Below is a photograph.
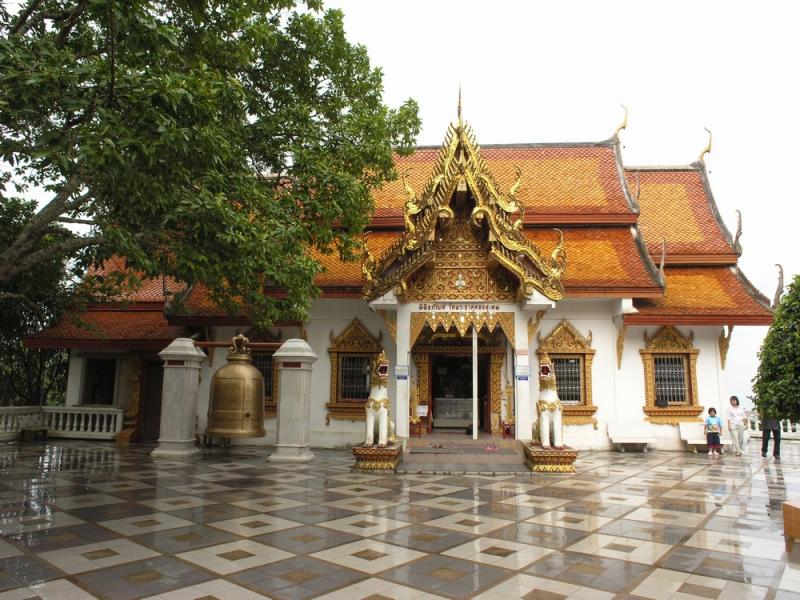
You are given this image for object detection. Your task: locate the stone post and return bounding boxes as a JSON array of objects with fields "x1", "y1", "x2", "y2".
[
  {"x1": 268, "y1": 338, "x2": 317, "y2": 463},
  {"x1": 151, "y1": 338, "x2": 206, "y2": 459}
]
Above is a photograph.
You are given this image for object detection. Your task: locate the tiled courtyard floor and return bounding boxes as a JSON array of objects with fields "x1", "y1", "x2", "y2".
[{"x1": 0, "y1": 440, "x2": 798, "y2": 600}]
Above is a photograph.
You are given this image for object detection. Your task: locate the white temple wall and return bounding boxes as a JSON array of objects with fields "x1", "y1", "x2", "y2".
[
  {"x1": 532, "y1": 300, "x2": 617, "y2": 450},
  {"x1": 184, "y1": 300, "x2": 731, "y2": 451}
]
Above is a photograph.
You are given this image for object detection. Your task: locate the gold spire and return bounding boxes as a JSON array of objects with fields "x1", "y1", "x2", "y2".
[
  {"x1": 698, "y1": 126, "x2": 712, "y2": 163},
  {"x1": 614, "y1": 104, "x2": 628, "y2": 138},
  {"x1": 457, "y1": 85, "x2": 462, "y2": 124}
]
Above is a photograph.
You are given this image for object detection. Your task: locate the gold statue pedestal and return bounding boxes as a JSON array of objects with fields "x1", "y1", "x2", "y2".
[
  {"x1": 352, "y1": 442, "x2": 403, "y2": 472},
  {"x1": 523, "y1": 443, "x2": 578, "y2": 473}
]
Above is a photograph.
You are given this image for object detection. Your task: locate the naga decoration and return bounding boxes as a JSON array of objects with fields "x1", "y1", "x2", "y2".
[{"x1": 362, "y1": 107, "x2": 566, "y2": 302}]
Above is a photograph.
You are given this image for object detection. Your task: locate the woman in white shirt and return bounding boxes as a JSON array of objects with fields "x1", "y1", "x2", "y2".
[{"x1": 727, "y1": 396, "x2": 748, "y2": 456}]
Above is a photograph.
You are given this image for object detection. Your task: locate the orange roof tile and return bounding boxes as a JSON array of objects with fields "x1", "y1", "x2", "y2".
[
  {"x1": 87, "y1": 257, "x2": 183, "y2": 304},
  {"x1": 310, "y1": 232, "x2": 399, "y2": 288},
  {"x1": 26, "y1": 309, "x2": 186, "y2": 349},
  {"x1": 523, "y1": 227, "x2": 661, "y2": 295},
  {"x1": 625, "y1": 168, "x2": 737, "y2": 261},
  {"x1": 627, "y1": 266, "x2": 772, "y2": 325},
  {"x1": 373, "y1": 143, "x2": 636, "y2": 220}
]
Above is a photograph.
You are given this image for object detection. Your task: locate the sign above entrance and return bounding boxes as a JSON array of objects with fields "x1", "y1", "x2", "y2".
[{"x1": 417, "y1": 302, "x2": 501, "y2": 314}]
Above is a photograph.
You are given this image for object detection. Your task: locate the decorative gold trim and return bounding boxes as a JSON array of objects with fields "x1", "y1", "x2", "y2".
[
  {"x1": 362, "y1": 114, "x2": 566, "y2": 302},
  {"x1": 640, "y1": 326, "x2": 703, "y2": 423},
  {"x1": 616, "y1": 323, "x2": 627, "y2": 369},
  {"x1": 490, "y1": 354, "x2": 504, "y2": 434},
  {"x1": 377, "y1": 310, "x2": 397, "y2": 343},
  {"x1": 537, "y1": 319, "x2": 596, "y2": 421},
  {"x1": 326, "y1": 318, "x2": 382, "y2": 425},
  {"x1": 527, "y1": 310, "x2": 546, "y2": 343},
  {"x1": 410, "y1": 311, "x2": 514, "y2": 348},
  {"x1": 718, "y1": 325, "x2": 734, "y2": 370}
]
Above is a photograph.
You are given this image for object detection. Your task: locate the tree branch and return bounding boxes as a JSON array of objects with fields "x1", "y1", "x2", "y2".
[
  {"x1": 8, "y1": 0, "x2": 44, "y2": 35},
  {"x1": 0, "y1": 233, "x2": 99, "y2": 285},
  {"x1": 56, "y1": 0, "x2": 90, "y2": 47},
  {"x1": 0, "y1": 178, "x2": 89, "y2": 275},
  {"x1": 57, "y1": 217, "x2": 95, "y2": 225}
]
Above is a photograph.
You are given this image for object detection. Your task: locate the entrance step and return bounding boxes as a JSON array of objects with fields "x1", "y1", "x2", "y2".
[{"x1": 398, "y1": 437, "x2": 529, "y2": 475}]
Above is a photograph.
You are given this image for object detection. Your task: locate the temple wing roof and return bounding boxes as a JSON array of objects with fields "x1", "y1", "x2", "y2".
[
  {"x1": 625, "y1": 166, "x2": 739, "y2": 263},
  {"x1": 625, "y1": 266, "x2": 773, "y2": 325},
  {"x1": 524, "y1": 227, "x2": 662, "y2": 296},
  {"x1": 25, "y1": 309, "x2": 186, "y2": 349}
]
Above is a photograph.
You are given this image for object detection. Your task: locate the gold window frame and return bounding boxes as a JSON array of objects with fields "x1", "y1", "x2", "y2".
[
  {"x1": 639, "y1": 326, "x2": 703, "y2": 424},
  {"x1": 537, "y1": 319, "x2": 597, "y2": 428},
  {"x1": 326, "y1": 318, "x2": 383, "y2": 425}
]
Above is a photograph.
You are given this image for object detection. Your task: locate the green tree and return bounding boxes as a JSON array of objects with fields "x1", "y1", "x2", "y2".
[
  {"x1": 752, "y1": 274, "x2": 800, "y2": 422},
  {"x1": 0, "y1": 197, "x2": 69, "y2": 406},
  {"x1": 0, "y1": 0, "x2": 419, "y2": 324}
]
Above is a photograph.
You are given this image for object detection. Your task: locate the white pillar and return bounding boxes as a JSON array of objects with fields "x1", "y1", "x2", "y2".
[
  {"x1": 268, "y1": 339, "x2": 317, "y2": 463},
  {"x1": 152, "y1": 338, "x2": 206, "y2": 459},
  {"x1": 394, "y1": 302, "x2": 412, "y2": 438},
  {"x1": 472, "y1": 324, "x2": 478, "y2": 440}
]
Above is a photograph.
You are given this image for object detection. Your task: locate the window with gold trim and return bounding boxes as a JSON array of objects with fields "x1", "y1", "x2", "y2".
[
  {"x1": 327, "y1": 318, "x2": 383, "y2": 425},
  {"x1": 640, "y1": 326, "x2": 703, "y2": 423},
  {"x1": 536, "y1": 319, "x2": 596, "y2": 427}
]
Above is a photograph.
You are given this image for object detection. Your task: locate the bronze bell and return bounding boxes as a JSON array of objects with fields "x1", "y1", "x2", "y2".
[{"x1": 206, "y1": 334, "x2": 266, "y2": 439}]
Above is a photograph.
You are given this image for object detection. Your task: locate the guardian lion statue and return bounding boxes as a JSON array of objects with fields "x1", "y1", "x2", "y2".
[
  {"x1": 536, "y1": 352, "x2": 563, "y2": 448},
  {"x1": 364, "y1": 350, "x2": 397, "y2": 447}
]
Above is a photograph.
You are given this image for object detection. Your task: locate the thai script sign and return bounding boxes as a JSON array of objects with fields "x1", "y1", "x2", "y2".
[{"x1": 416, "y1": 302, "x2": 501, "y2": 313}]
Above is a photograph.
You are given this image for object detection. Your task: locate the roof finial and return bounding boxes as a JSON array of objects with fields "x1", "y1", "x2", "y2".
[
  {"x1": 457, "y1": 84, "x2": 462, "y2": 123},
  {"x1": 698, "y1": 126, "x2": 712, "y2": 163},
  {"x1": 614, "y1": 104, "x2": 628, "y2": 139},
  {"x1": 659, "y1": 238, "x2": 667, "y2": 285},
  {"x1": 733, "y1": 209, "x2": 743, "y2": 254},
  {"x1": 773, "y1": 264, "x2": 784, "y2": 308}
]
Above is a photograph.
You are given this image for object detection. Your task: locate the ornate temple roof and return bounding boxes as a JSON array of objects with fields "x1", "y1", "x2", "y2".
[
  {"x1": 27, "y1": 111, "x2": 773, "y2": 343},
  {"x1": 373, "y1": 142, "x2": 638, "y2": 225},
  {"x1": 625, "y1": 166, "x2": 739, "y2": 263}
]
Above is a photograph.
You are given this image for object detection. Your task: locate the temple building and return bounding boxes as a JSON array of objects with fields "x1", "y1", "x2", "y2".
[{"x1": 27, "y1": 110, "x2": 775, "y2": 451}]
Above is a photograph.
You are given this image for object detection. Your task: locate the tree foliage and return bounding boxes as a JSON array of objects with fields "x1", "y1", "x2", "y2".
[
  {"x1": 0, "y1": 198, "x2": 68, "y2": 406},
  {"x1": 0, "y1": 0, "x2": 420, "y2": 324},
  {"x1": 752, "y1": 274, "x2": 800, "y2": 422}
]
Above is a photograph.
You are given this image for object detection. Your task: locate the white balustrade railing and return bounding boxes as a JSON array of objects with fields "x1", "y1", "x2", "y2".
[
  {"x1": 0, "y1": 406, "x2": 123, "y2": 441},
  {"x1": 0, "y1": 407, "x2": 41, "y2": 440},
  {"x1": 747, "y1": 411, "x2": 800, "y2": 440}
]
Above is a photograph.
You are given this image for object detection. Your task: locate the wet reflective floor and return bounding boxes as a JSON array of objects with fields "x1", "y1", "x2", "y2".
[{"x1": 0, "y1": 441, "x2": 798, "y2": 599}]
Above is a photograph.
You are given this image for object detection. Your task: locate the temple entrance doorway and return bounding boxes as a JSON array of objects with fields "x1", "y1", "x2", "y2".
[
  {"x1": 430, "y1": 354, "x2": 489, "y2": 433},
  {"x1": 411, "y1": 323, "x2": 508, "y2": 438}
]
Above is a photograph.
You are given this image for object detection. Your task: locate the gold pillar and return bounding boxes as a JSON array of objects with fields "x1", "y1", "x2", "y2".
[{"x1": 490, "y1": 353, "x2": 503, "y2": 434}]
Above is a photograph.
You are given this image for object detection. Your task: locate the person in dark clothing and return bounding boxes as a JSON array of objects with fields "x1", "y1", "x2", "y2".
[{"x1": 761, "y1": 416, "x2": 781, "y2": 461}]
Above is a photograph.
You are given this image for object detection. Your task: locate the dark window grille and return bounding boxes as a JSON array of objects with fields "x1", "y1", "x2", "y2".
[
  {"x1": 553, "y1": 356, "x2": 582, "y2": 404},
  {"x1": 654, "y1": 355, "x2": 687, "y2": 406},
  {"x1": 251, "y1": 353, "x2": 273, "y2": 399},
  {"x1": 340, "y1": 354, "x2": 371, "y2": 401}
]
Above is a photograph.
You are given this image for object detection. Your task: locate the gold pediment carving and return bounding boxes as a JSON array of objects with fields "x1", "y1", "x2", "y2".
[
  {"x1": 538, "y1": 319, "x2": 593, "y2": 352},
  {"x1": 644, "y1": 326, "x2": 694, "y2": 351},
  {"x1": 362, "y1": 111, "x2": 566, "y2": 303},
  {"x1": 329, "y1": 318, "x2": 382, "y2": 354}
]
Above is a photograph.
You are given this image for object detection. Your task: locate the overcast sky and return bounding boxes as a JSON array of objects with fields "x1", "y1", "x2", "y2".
[{"x1": 327, "y1": 0, "x2": 799, "y2": 407}]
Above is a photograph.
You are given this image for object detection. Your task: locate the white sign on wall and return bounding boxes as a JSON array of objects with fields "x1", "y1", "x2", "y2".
[{"x1": 416, "y1": 302, "x2": 501, "y2": 313}]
